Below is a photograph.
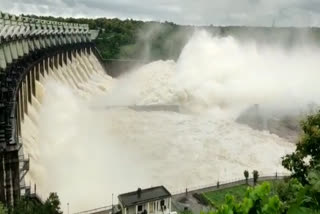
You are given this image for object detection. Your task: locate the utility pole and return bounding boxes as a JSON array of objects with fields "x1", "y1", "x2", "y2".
[
  {"x1": 67, "y1": 202, "x2": 69, "y2": 214},
  {"x1": 112, "y1": 193, "x2": 114, "y2": 214}
]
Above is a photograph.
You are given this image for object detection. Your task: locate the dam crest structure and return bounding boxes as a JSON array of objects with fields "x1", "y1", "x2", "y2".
[{"x1": 0, "y1": 11, "x2": 106, "y2": 207}]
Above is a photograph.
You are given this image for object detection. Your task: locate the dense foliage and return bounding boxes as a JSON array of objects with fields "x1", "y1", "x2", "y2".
[
  {"x1": 208, "y1": 182, "x2": 282, "y2": 214},
  {"x1": 282, "y1": 112, "x2": 320, "y2": 184},
  {"x1": 0, "y1": 193, "x2": 63, "y2": 214}
]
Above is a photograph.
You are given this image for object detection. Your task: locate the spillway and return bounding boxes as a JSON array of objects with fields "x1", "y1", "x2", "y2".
[{"x1": 21, "y1": 31, "x2": 319, "y2": 213}]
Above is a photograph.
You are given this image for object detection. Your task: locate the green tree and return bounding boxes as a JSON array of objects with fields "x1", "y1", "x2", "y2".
[
  {"x1": 0, "y1": 202, "x2": 7, "y2": 214},
  {"x1": 282, "y1": 111, "x2": 320, "y2": 184},
  {"x1": 244, "y1": 170, "x2": 249, "y2": 185},
  {"x1": 43, "y1": 193, "x2": 63, "y2": 214},
  {"x1": 275, "y1": 178, "x2": 304, "y2": 211},
  {"x1": 12, "y1": 192, "x2": 62, "y2": 214},
  {"x1": 13, "y1": 196, "x2": 39, "y2": 214},
  {"x1": 253, "y1": 170, "x2": 259, "y2": 186},
  {"x1": 273, "y1": 165, "x2": 320, "y2": 213},
  {"x1": 211, "y1": 182, "x2": 282, "y2": 214}
]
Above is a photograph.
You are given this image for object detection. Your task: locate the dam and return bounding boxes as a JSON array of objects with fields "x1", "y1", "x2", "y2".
[
  {"x1": 0, "y1": 11, "x2": 105, "y2": 206},
  {"x1": 0, "y1": 11, "x2": 302, "y2": 213}
]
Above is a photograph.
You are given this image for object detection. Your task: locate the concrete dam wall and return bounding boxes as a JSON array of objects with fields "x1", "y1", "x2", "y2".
[{"x1": 0, "y1": 11, "x2": 102, "y2": 206}]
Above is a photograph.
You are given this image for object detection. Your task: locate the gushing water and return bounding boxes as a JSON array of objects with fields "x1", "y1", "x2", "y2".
[{"x1": 21, "y1": 31, "x2": 320, "y2": 212}]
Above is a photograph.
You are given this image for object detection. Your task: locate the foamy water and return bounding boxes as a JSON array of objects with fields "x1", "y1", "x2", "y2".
[{"x1": 22, "y1": 31, "x2": 320, "y2": 212}]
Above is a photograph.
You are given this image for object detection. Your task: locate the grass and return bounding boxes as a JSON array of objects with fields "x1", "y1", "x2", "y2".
[
  {"x1": 203, "y1": 185, "x2": 248, "y2": 207},
  {"x1": 202, "y1": 180, "x2": 282, "y2": 208}
]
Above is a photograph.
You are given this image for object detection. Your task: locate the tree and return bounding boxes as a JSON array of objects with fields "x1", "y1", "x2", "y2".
[
  {"x1": 274, "y1": 178, "x2": 304, "y2": 211},
  {"x1": 282, "y1": 111, "x2": 320, "y2": 184},
  {"x1": 12, "y1": 196, "x2": 39, "y2": 214},
  {"x1": 273, "y1": 164, "x2": 320, "y2": 213},
  {"x1": 12, "y1": 192, "x2": 62, "y2": 214},
  {"x1": 285, "y1": 166, "x2": 320, "y2": 214},
  {"x1": 253, "y1": 170, "x2": 259, "y2": 186},
  {"x1": 244, "y1": 170, "x2": 249, "y2": 185},
  {"x1": 43, "y1": 193, "x2": 63, "y2": 214},
  {"x1": 0, "y1": 203, "x2": 7, "y2": 214},
  {"x1": 210, "y1": 182, "x2": 283, "y2": 214}
]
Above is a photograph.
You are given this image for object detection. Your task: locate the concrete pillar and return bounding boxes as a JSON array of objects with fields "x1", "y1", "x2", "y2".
[
  {"x1": 61, "y1": 35, "x2": 65, "y2": 46},
  {"x1": 40, "y1": 37, "x2": 46, "y2": 49},
  {"x1": 54, "y1": 54, "x2": 58, "y2": 69},
  {"x1": 7, "y1": 151, "x2": 20, "y2": 206},
  {"x1": 16, "y1": 99, "x2": 21, "y2": 137},
  {"x1": 27, "y1": 72, "x2": 32, "y2": 104},
  {"x1": 45, "y1": 36, "x2": 51, "y2": 47},
  {"x1": 147, "y1": 202, "x2": 150, "y2": 214},
  {"x1": 3, "y1": 150, "x2": 20, "y2": 206},
  {"x1": 28, "y1": 38, "x2": 35, "y2": 52},
  {"x1": 68, "y1": 50, "x2": 72, "y2": 62},
  {"x1": 9, "y1": 42, "x2": 18, "y2": 60},
  {"x1": 16, "y1": 40, "x2": 23, "y2": 58},
  {"x1": 22, "y1": 39, "x2": 29, "y2": 55},
  {"x1": 56, "y1": 35, "x2": 61, "y2": 46},
  {"x1": 12, "y1": 151, "x2": 20, "y2": 206},
  {"x1": 45, "y1": 57, "x2": 49, "y2": 74},
  {"x1": 49, "y1": 56, "x2": 53, "y2": 70},
  {"x1": 59, "y1": 53, "x2": 63, "y2": 67},
  {"x1": 22, "y1": 80, "x2": 28, "y2": 115},
  {"x1": 4, "y1": 43, "x2": 12, "y2": 65},
  {"x1": 34, "y1": 38, "x2": 40, "y2": 50},
  {"x1": 66, "y1": 35, "x2": 71, "y2": 44},
  {"x1": 19, "y1": 88, "x2": 24, "y2": 122},
  {"x1": 50, "y1": 35, "x2": 55, "y2": 46},
  {"x1": 40, "y1": 59, "x2": 44, "y2": 77},
  {"x1": 35, "y1": 63, "x2": 40, "y2": 81},
  {"x1": 4, "y1": 155, "x2": 13, "y2": 206},
  {"x1": 71, "y1": 50, "x2": 77, "y2": 58},
  {"x1": 0, "y1": 45, "x2": 7, "y2": 71},
  {"x1": 31, "y1": 67, "x2": 36, "y2": 96},
  {"x1": 0, "y1": 154, "x2": 6, "y2": 203},
  {"x1": 63, "y1": 51, "x2": 67, "y2": 65}
]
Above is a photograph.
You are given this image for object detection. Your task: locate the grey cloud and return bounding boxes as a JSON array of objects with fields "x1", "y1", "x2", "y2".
[{"x1": 0, "y1": 0, "x2": 320, "y2": 26}]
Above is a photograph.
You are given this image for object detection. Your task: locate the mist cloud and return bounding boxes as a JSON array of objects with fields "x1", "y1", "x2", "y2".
[{"x1": 1, "y1": 0, "x2": 320, "y2": 26}]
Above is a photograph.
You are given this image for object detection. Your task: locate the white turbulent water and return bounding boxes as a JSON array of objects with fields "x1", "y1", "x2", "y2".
[{"x1": 23, "y1": 30, "x2": 320, "y2": 212}]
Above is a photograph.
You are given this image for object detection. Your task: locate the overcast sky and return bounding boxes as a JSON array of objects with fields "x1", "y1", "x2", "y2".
[{"x1": 1, "y1": 0, "x2": 320, "y2": 26}]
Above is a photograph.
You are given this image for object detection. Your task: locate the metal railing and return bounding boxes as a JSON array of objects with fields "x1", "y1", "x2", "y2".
[
  {"x1": 171, "y1": 172, "x2": 290, "y2": 195},
  {"x1": 73, "y1": 205, "x2": 113, "y2": 214}
]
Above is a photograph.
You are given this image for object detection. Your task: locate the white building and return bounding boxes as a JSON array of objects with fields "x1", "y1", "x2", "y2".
[{"x1": 118, "y1": 186, "x2": 172, "y2": 214}]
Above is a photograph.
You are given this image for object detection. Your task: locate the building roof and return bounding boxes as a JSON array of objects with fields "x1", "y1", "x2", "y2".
[{"x1": 118, "y1": 186, "x2": 171, "y2": 208}]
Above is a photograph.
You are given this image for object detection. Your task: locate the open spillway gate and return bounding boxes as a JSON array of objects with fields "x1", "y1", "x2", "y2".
[{"x1": 0, "y1": 11, "x2": 103, "y2": 207}]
